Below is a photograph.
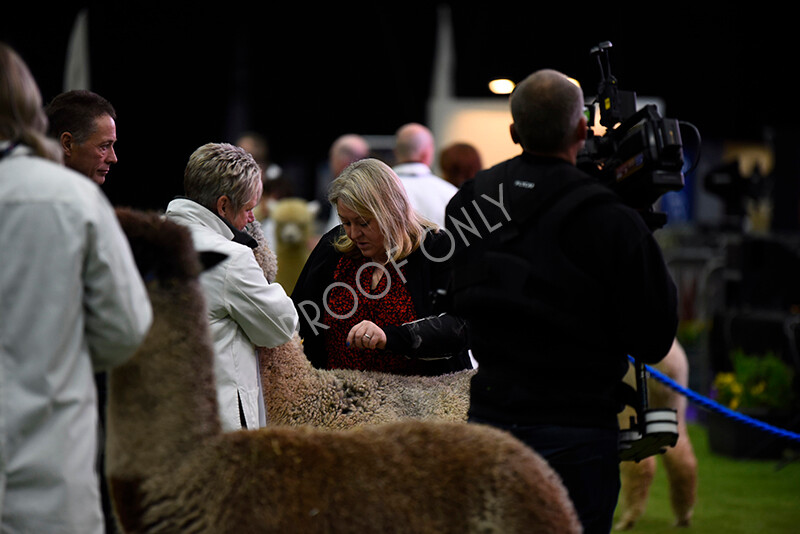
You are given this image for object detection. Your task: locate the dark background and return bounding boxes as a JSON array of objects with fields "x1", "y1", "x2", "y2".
[{"x1": 2, "y1": 3, "x2": 796, "y2": 225}]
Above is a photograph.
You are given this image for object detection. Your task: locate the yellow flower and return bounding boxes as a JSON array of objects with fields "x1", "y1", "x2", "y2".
[
  {"x1": 714, "y1": 372, "x2": 736, "y2": 387},
  {"x1": 713, "y1": 372, "x2": 743, "y2": 409}
]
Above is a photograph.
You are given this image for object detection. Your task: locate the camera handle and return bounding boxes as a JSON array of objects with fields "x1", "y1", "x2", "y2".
[
  {"x1": 589, "y1": 41, "x2": 637, "y2": 129},
  {"x1": 590, "y1": 41, "x2": 614, "y2": 82},
  {"x1": 618, "y1": 359, "x2": 679, "y2": 462}
]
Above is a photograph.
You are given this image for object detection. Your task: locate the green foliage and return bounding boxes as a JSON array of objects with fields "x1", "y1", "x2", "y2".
[{"x1": 713, "y1": 350, "x2": 795, "y2": 411}]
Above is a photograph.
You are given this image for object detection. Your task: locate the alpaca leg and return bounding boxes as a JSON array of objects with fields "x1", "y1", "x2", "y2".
[
  {"x1": 654, "y1": 376, "x2": 697, "y2": 527},
  {"x1": 614, "y1": 455, "x2": 656, "y2": 530},
  {"x1": 651, "y1": 339, "x2": 697, "y2": 527},
  {"x1": 662, "y1": 426, "x2": 697, "y2": 527}
]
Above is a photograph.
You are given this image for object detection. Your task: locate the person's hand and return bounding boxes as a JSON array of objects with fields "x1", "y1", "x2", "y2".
[{"x1": 347, "y1": 320, "x2": 386, "y2": 350}]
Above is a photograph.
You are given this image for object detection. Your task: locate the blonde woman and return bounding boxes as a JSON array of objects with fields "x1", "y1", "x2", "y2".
[{"x1": 292, "y1": 158, "x2": 471, "y2": 375}]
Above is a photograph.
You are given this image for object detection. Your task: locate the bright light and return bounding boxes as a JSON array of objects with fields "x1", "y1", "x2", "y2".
[{"x1": 488, "y1": 79, "x2": 515, "y2": 95}]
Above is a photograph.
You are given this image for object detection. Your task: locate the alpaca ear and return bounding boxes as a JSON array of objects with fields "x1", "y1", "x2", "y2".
[
  {"x1": 198, "y1": 251, "x2": 228, "y2": 272},
  {"x1": 306, "y1": 200, "x2": 321, "y2": 219}
]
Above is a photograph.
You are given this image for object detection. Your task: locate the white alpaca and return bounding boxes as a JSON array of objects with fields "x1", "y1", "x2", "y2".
[
  {"x1": 269, "y1": 197, "x2": 318, "y2": 295},
  {"x1": 105, "y1": 208, "x2": 581, "y2": 534}
]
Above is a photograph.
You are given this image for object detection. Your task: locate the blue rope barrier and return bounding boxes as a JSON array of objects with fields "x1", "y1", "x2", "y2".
[{"x1": 628, "y1": 356, "x2": 800, "y2": 444}]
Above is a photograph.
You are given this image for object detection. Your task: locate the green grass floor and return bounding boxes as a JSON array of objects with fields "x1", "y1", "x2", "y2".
[{"x1": 612, "y1": 422, "x2": 800, "y2": 533}]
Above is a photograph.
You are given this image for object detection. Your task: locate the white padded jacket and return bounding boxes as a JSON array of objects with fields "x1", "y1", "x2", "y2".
[{"x1": 165, "y1": 198, "x2": 298, "y2": 431}]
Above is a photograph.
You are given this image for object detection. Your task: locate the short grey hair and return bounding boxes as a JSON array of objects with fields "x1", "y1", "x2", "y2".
[
  {"x1": 184, "y1": 143, "x2": 262, "y2": 212},
  {"x1": 510, "y1": 69, "x2": 585, "y2": 154}
]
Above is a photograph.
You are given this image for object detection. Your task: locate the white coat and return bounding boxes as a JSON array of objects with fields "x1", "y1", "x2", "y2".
[
  {"x1": 165, "y1": 198, "x2": 298, "y2": 431},
  {"x1": 0, "y1": 143, "x2": 153, "y2": 533}
]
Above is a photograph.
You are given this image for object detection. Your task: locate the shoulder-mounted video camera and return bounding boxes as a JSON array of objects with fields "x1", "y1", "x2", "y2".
[{"x1": 577, "y1": 41, "x2": 700, "y2": 230}]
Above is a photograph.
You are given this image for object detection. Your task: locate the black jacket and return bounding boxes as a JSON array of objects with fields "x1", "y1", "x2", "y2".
[
  {"x1": 291, "y1": 226, "x2": 472, "y2": 374},
  {"x1": 446, "y1": 152, "x2": 678, "y2": 428}
]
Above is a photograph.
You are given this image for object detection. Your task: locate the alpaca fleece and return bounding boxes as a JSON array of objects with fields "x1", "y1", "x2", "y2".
[
  {"x1": 244, "y1": 220, "x2": 277, "y2": 284},
  {"x1": 105, "y1": 208, "x2": 581, "y2": 534},
  {"x1": 259, "y1": 335, "x2": 474, "y2": 428}
]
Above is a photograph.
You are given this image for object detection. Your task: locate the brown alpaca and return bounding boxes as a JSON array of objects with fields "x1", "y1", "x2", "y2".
[
  {"x1": 106, "y1": 208, "x2": 581, "y2": 534},
  {"x1": 245, "y1": 220, "x2": 277, "y2": 284},
  {"x1": 615, "y1": 339, "x2": 698, "y2": 530}
]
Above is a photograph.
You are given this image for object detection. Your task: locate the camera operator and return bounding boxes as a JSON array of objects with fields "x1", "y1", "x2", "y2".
[{"x1": 444, "y1": 69, "x2": 678, "y2": 534}]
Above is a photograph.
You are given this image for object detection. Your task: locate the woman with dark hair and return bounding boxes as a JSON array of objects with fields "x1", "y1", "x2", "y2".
[{"x1": 439, "y1": 142, "x2": 482, "y2": 188}]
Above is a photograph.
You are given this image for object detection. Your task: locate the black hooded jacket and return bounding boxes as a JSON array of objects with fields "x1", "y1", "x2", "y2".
[{"x1": 445, "y1": 152, "x2": 678, "y2": 429}]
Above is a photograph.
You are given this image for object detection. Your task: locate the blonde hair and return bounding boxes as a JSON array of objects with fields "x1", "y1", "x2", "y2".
[
  {"x1": 184, "y1": 143, "x2": 263, "y2": 212},
  {"x1": 0, "y1": 42, "x2": 62, "y2": 162},
  {"x1": 328, "y1": 158, "x2": 435, "y2": 263}
]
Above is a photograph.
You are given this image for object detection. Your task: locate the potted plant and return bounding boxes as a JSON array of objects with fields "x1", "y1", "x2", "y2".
[{"x1": 707, "y1": 349, "x2": 797, "y2": 458}]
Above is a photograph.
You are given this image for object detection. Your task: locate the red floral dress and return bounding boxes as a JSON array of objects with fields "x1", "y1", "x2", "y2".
[{"x1": 323, "y1": 254, "x2": 426, "y2": 375}]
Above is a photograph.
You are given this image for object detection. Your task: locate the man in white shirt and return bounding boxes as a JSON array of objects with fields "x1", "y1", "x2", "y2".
[{"x1": 392, "y1": 123, "x2": 458, "y2": 228}]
